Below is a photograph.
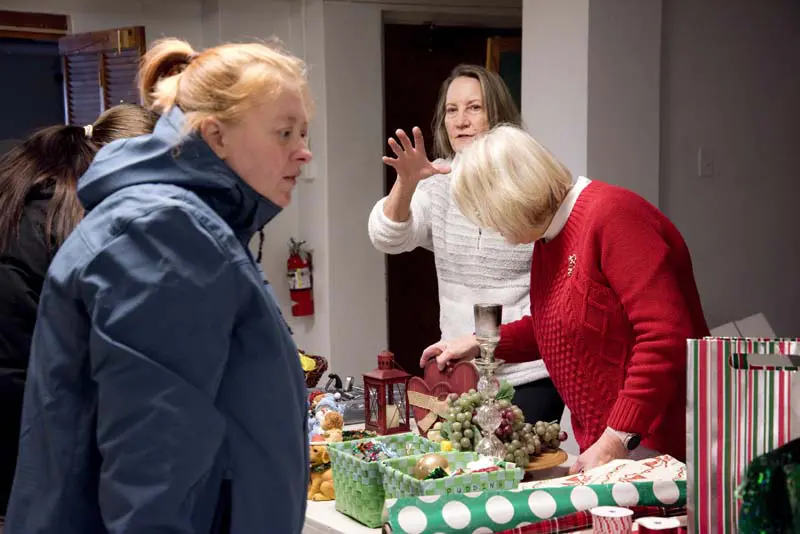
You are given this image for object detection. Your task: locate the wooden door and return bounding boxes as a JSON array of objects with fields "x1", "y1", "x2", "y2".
[{"x1": 382, "y1": 24, "x2": 521, "y2": 376}]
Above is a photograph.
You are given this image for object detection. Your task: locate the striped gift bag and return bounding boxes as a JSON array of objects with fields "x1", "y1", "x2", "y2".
[{"x1": 687, "y1": 337, "x2": 799, "y2": 533}]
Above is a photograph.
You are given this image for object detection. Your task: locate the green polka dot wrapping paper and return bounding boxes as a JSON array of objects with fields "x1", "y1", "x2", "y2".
[
  {"x1": 327, "y1": 432, "x2": 438, "y2": 528},
  {"x1": 384, "y1": 479, "x2": 686, "y2": 534},
  {"x1": 379, "y1": 451, "x2": 525, "y2": 500}
]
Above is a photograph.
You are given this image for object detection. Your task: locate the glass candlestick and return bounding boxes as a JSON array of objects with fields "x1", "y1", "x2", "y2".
[{"x1": 473, "y1": 303, "x2": 507, "y2": 458}]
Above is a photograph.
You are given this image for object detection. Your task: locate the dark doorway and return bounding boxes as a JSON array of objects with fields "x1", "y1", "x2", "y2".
[
  {"x1": 0, "y1": 38, "x2": 64, "y2": 156},
  {"x1": 382, "y1": 23, "x2": 521, "y2": 376}
]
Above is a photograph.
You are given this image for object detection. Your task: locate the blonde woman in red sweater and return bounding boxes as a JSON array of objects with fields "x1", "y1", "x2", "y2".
[{"x1": 421, "y1": 124, "x2": 709, "y2": 473}]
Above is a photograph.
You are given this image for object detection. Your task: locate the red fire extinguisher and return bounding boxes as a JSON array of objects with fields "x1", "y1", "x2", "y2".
[{"x1": 288, "y1": 238, "x2": 314, "y2": 317}]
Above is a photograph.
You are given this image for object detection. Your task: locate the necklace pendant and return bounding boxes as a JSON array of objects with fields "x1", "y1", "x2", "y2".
[{"x1": 567, "y1": 254, "x2": 577, "y2": 277}]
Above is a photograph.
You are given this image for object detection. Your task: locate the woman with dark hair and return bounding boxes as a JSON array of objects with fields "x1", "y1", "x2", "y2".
[
  {"x1": 368, "y1": 64, "x2": 565, "y2": 425},
  {"x1": 0, "y1": 103, "x2": 156, "y2": 516}
]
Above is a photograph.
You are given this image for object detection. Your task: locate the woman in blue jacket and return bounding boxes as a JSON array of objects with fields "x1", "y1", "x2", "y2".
[{"x1": 5, "y1": 38, "x2": 313, "y2": 534}]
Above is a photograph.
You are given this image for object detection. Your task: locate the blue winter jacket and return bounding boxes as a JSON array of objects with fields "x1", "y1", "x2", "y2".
[{"x1": 4, "y1": 107, "x2": 309, "y2": 534}]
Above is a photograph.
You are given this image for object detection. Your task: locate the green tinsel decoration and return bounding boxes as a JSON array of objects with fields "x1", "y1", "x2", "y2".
[
  {"x1": 423, "y1": 467, "x2": 449, "y2": 480},
  {"x1": 738, "y1": 438, "x2": 800, "y2": 532}
]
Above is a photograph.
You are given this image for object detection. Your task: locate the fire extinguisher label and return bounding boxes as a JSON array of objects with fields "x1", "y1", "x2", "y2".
[{"x1": 289, "y1": 268, "x2": 311, "y2": 290}]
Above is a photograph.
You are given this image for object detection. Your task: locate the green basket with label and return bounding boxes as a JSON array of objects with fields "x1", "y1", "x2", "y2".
[
  {"x1": 327, "y1": 432, "x2": 437, "y2": 528},
  {"x1": 378, "y1": 451, "x2": 524, "y2": 500}
]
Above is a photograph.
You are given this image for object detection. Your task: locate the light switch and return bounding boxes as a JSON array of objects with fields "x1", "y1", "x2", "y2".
[{"x1": 697, "y1": 147, "x2": 714, "y2": 178}]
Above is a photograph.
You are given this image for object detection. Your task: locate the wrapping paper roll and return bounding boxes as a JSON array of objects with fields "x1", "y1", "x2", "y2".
[
  {"x1": 591, "y1": 506, "x2": 633, "y2": 533},
  {"x1": 636, "y1": 516, "x2": 681, "y2": 533}
]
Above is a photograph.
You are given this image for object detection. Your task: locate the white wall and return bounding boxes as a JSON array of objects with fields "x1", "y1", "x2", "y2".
[
  {"x1": 660, "y1": 0, "x2": 800, "y2": 336},
  {"x1": 320, "y1": 2, "x2": 387, "y2": 379},
  {"x1": 521, "y1": 0, "x2": 589, "y2": 179},
  {"x1": 587, "y1": 0, "x2": 661, "y2": 207},
  {"x1": 521, "y1": 0, "x2": 661, "y2": 206},
  {"x1": 201, "y1": 0, "x2": 309, "y2": 353},
  {"x1": 0, "y1": 0, "x2": 204, "y2": 46},
  {"x1": 522, "y1": 0, "x2": 799, "y2": 336}
]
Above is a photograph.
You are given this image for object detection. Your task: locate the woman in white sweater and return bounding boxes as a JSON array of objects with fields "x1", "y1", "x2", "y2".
[{"x1": 368, "y1": 64, "x2": 564, "y2": 424}]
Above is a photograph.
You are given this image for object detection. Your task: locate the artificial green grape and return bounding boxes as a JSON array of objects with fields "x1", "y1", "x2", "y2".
[
  {"x1": 464, "y1": 429, "x2": 474, "y2": 439},
  {"x1": 451, "y1": 422, "x2": 462, "y2": 433},
  {"x1": 453, "y1": 442, "x2": 462, "y2": 451},
  {"x1": 451, "y1": 431, "x2": 462, "y2": 442},
  {"x1": 460, "y1": 438, "x2": 471, "y2": 449},
  {"x1": 462, "y1": 421, "x2": 471, "y2": 430}
]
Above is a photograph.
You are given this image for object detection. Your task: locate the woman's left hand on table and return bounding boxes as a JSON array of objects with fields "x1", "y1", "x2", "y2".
[{"x1": 568, "y1": 430, "x2": 627, "y2": 474}]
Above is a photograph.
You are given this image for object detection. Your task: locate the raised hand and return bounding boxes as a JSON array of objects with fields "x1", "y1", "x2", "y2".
[{"x1": 383, "y1": 127, "x2": 451, "y2": 186}]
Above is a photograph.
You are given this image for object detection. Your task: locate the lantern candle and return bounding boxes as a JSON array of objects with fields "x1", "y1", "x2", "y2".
[{"x1": 363, "y1": 351, "x2": 411, "y2": 435}]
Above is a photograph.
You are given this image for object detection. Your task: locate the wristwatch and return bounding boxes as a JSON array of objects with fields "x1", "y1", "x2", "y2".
[{"x1": 606, "y1": 427, "x2": 641, "y2": 451}]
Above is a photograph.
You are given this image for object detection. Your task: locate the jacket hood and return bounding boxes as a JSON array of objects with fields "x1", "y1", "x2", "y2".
[{"x1": 78, "y1": 106, "x2": 281, "y2": 240}]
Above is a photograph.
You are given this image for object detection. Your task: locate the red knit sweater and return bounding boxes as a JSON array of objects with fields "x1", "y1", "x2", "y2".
[{"x1": 495, "y1": 181, "x2": 708, "y2": 460}]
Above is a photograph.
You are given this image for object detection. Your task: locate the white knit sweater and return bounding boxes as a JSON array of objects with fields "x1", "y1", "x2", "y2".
[{"x1": 367, "y1": 169, "x2": 549, "y2": 386}]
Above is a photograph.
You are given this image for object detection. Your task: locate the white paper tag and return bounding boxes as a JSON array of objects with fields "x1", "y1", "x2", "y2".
[{"x1": 288, "y1": 268, "x2": 311, "y2": 290}]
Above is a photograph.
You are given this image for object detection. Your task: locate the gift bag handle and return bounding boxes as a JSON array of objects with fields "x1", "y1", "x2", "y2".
[{"x1": 724, "y1": 339, "x2": 800, "y2": 370}]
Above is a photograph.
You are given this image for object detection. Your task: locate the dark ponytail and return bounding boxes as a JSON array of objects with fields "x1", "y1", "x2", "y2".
[{"x1": 0, "y1": 103, "x2": 157, "y2": 254}]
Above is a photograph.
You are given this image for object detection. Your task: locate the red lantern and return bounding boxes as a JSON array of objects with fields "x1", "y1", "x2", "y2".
[{"x1": 363, "y1": 351, "x2": 411, "y2": 435}]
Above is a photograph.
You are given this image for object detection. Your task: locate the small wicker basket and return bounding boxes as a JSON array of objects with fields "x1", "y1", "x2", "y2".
[{"x1": 302, "y1": 352, "x2": 328, "y2": 388}]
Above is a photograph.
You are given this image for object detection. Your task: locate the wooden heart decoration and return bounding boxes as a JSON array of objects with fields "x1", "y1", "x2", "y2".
[
  {"x1": 407, "y1": 378, "x2": 450, "y2": 437},
  {"x1": 408, "y1": 361, "x2": 480, "y2": 436},
  {"x1": 423, "y1": 360, "x2": 479, "y2": 393}
]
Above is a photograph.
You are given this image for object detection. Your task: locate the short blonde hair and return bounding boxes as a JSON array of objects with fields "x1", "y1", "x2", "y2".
[
  {"x1": 138, "y1": 38, "x2": 311, "y2": 130},
  {"x1": 452, "y1": 125, "x2": 572, "y2": 237}
]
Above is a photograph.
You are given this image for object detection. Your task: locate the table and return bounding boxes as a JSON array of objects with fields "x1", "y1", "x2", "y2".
[
  {"x1": 303, "y1": 450, "x2": 577, "y2": 534},
  {"x1": 302, "y1": 424, "x2": 688, "y2": 533}
]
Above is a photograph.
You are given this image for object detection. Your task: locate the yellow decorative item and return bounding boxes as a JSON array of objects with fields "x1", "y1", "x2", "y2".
[
  {"x1": 412, "y1": 453, "x2": 450, "y2": 480},
  {"x1": 321, "y1": 411, "x2": 344, "y2": 443},
  {"x1": 299, "y1": 351, "x2": 317, "y2": 372},
  {"x1": 440, "y1": 440, "x2": 453, "y2": 452},
  {"x1": 308, "y1": 445, "x2": 335, "y2": 501}
]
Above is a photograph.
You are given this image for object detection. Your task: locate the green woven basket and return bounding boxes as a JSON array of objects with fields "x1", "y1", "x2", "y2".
[
  {"x1": 328, "y1": 432, "x2": 437, "y2": 527},
  {"x1": 379, "y1": 451, "x2": 524, "y2": 499}
]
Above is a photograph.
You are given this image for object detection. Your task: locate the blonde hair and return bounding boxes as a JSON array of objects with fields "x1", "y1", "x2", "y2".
[
  {"x1": 432, "y1": 64, "x2": 522, "y2": 160},
  {"x1": 452, "y1": 125, "x2": 572, "y2": 238},
  {"x1": 138, "y1": 37, "x2": 311, "y2": 130}
]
